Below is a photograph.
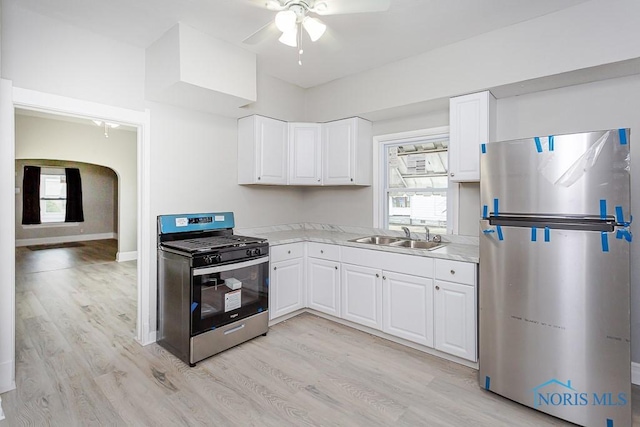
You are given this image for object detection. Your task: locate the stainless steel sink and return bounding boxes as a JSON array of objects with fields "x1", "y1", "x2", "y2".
[
  {"x1": 389, "y1": 240, "x2": 446, "y2": 250},
  {"x1": 350, "y1": 235, "x2": 404, "y2": 245},
  {"x1": 348, "y1": 235, "x2": 446, "y2": 251}
]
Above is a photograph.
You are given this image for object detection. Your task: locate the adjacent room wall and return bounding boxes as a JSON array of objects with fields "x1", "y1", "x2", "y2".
[
  {"x1": 14, "y1": 114, "x2": 137, "y2": 255},
  {"x1": 15, "y1": 159, "x2": 117, "y2": 245}
]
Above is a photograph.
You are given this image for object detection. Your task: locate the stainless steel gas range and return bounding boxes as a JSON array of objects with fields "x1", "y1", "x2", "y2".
[{"x1": 157, "y1": 212, "x2": 269, "y2": 366}]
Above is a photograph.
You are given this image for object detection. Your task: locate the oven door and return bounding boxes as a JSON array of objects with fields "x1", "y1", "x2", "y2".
[{"x1": 192, "y1": 256, "x2": 269, "y2": 335}]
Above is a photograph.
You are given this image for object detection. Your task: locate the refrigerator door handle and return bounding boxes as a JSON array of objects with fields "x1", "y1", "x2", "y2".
[{"x1": 489, "y1": 215, "x2": 616, "y2": 232}]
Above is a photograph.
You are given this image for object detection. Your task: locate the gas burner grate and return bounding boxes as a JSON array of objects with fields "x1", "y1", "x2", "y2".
[{"x1": 162, "y1": 235, "x2": 266, "y2": 253}]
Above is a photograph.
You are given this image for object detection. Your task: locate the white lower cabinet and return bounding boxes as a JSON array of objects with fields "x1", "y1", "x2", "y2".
[
  {"x1": 434, "y1": 280, "x2": 476, "y2": 361},
  {"x1": 383, "y1": 271, "x2": 434, "y2": 347},
  {"x1": 341, "y1": 263, "x2": 382, "y2": 330},
  {"x1": 270, "y1": 244, "x2": 305, "y2": 320},
  {"x1": 307, "y1": 257, "x2": 340, "y2": 317}
]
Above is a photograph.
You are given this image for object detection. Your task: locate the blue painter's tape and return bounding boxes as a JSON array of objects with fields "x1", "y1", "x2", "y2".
[
  {"x1": 600, "y1": 200, "x2": 607, "y2": 220},
  {"x1": 548, "y1": 135, "x2": 555, "y2": 151},
  {"x1": 494, "y1": 198, "x2": 499, "y2": 216},
  {"x1": 496, "y1": 225, "x2": 504, "y2": 241},
  {"x1": 607, "y1": 417, "x2": 614, "y2": 427},
  {"x1": 191, "y1": 302, "x2": 198, "y2": 313},
  {"x1": 534, "y1": 137, "x2": 543, "y2": 153},
  {"x1": 258, "y1": 307, "x2": 263, "y2": 313},
  {"x1": 531, "y1": 227, "x2": 537, "y2": 242},
  {"x1": 619, "y1": 129, "x2": 628, "y2": 145},
  {"x1": 481, "y1": 143, "x2": 487, "y2": 154},
  {"x1": 615, "y1": 206, "x2": 625, "y2": 224},
  {"x1": 482, "y1": 229, "x2": 495, "y2": 234},
  {"x1": 601, "y1": 232, "x2": 610, "y2": 252},
  {"x1": 485, "y1": 376, "x2": 491, "y2": 390},
  {"x1": 544, "y1": 227, "x2": 550, "y2": 242},
  {"x1": 616, "y1": 229, "x2": 633, "y2": 242},
  {"x1": 482, "y1": 205, "x2": 488, "y2": 219}
]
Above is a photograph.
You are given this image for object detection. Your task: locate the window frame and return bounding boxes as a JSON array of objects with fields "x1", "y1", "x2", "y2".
[
  {"x1": 373, "y1": 126, "x2": 457, "y2": 235},
  {"x1": 39, "y1": 167, "x2": 67, "y2": 224}
]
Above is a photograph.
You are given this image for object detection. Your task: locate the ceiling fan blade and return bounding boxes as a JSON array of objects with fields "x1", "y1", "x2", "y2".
[
  {"x1": 242, "y1": 21, "x2": 280, "y2": 45},
  {"x1": 313, "y1": 0, "x2": 391, "y2": 15},
  {"x1": 246, "y1": 0, "x2": 285, "y2": 11}
]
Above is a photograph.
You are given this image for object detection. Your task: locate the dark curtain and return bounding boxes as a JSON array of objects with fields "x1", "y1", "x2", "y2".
[
  {"x1": 65, "y1": 168, "x2": 84, "y2": 223},
  {"x1": 22, "y1": 166, "x2": 41, "y2": 225}
]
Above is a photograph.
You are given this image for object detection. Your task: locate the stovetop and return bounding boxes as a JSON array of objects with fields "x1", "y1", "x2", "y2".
[{"x1": 161, "y1": 234, "x2": 267, "y2": 254}]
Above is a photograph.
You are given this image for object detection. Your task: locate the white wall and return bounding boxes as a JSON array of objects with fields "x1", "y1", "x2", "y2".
[
  {"x1": 495, "y1": 74, "x2": 640, "y2": 362},
  {"x1": 14, "y1": 115, "x2": 137, "y2": 254},
  {"x1": 1, "y1": 1, "x2": 145, "y2": 110},
  {"x1": 15, "y1": 159, "x2": 117, "y2": 243},
  {"x1": 305, "y1": 0, "x2": 640, "y2": 121}
]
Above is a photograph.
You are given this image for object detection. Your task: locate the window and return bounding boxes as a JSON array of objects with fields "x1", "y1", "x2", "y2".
[
  {"x1": 40, "y1": 169, "x2": 67, "y2": 223},
  {"x1": 383, "y1": 134, "x2": 449, "y2": 235}
]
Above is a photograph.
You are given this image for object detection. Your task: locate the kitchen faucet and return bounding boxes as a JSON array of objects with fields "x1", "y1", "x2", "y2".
[
  {"x1": 401, "y1": 226, "x2": 411, "y2": 239},
  {"x1": 424, "y1": 226, "x2": 430, "y2": 242}
]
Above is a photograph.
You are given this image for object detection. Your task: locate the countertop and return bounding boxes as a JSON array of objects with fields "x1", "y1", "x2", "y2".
[{"x1": 238, "y1": 224, "x2": 479, "y2": 263}]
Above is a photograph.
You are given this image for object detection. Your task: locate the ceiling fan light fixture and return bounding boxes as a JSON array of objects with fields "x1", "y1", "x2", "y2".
[
  {"x1": 275, "y1": 10, "x2": 297, "y2": 32},
  {"x1": 302, "y1": 16, "x2": 326, "y2": 42},
  {"x1": 278, "y1": 27, "x2": 298, "y2": 47},
  {"x1": 265, "y1": 0, "x2": 281, "y2": 10}
]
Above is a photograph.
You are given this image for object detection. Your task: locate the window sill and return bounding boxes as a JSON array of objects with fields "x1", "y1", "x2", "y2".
[{"x1": 22, "y1": 222, "x2": 80, "y2": 229}]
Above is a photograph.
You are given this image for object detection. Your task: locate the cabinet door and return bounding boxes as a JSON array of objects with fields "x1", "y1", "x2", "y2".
[
  {"x1": 322, "y1": 118, "x2": 356, "y2": 185},
  {"x1": 289, "y1": 123, "x2": 321, "y2": 185},
  {"x1": 383, "y1": 271, "x2": 433, "y2": 347},
  {"x1": 256, "y1": 115, "x2": 288, "y2": 184},
  {"x1": 341, "y1": 263, "x2": 382, "y2": 330},
  {"x1": 307, "y1": 257, "x2": 340, "y2": 316},
  {"x1": 434, "y1": 280, "x2": 476, "y2": 361},
  {"x1": 270, "y1": 258, "x2": 304, "y2": 320},
  {"x1": 448, "y1": 91, "x2": 495, "y2": 182}
]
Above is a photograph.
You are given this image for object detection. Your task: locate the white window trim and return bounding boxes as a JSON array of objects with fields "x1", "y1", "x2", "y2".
[{"x1": 373, "y1": 126, "x2": 458, "y2": 234}]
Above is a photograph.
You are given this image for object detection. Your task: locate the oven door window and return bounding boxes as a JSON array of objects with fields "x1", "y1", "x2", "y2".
[{"x1": 192, "y1": 257, "x2": 268, "y2": 334}]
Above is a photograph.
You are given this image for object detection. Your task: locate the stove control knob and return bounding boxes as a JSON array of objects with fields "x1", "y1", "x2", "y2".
[
  {"x1": 246, "y1": 249, "x2": 252, "y2": 256},
  {"x1": 213, "y1": 254, "x2": 222, "y2": 263},
  {"x1": 253, "y1": 248, "x2": 261, "y2": 256}
]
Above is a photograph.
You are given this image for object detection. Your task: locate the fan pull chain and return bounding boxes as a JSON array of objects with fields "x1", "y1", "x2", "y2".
[{"x1": 297, "y1": 23, "x2": 303, "y2": 65}]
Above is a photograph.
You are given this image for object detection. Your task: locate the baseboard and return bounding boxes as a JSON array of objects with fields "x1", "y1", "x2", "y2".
[
  {"x1": 0, "y1": 359, "x2": 16, "y2": 394},
  {"x1": 632, "y1": 362, "x2": 640, "y2": 385},
  {"x1": 15, "y1": 232, "x2": 116, "y2": 247},
  {"x1": 116, "y1": 251, "x2": 137, "y2": 262}
]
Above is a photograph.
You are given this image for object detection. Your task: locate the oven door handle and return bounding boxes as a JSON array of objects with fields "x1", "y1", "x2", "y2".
[{"x1": 193, "y1": 256, "x2": 269, "y2": 276}]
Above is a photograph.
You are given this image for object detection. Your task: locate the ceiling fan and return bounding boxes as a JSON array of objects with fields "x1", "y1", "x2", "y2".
[{"x1": 244, "y1": 0, "x2": 391, "y2": 64}]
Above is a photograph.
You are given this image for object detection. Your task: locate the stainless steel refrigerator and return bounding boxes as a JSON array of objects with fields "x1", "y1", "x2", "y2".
[{"x1": 479, "y1": 129, "x2": 632, "y2": 427}]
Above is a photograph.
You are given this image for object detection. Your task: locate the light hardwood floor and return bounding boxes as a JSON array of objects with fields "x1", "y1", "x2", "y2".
[{"x1": 2, "y1": 240, "x2": 639, "y2": 426}]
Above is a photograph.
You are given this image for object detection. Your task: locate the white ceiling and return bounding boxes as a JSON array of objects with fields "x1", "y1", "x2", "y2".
[{"x1": 13, "y1": 0, "x2": 590, "y2": 89}]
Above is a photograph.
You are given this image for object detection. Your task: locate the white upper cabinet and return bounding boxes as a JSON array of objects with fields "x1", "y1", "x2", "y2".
[
  {"x1": 238, "y1": 115, "x2": 288, "y2": 185},
  {"x1": 239, "y1": 115, "x2": 371, "y2": 186},
  {"x1": 289, "y1": 123, "x2": 322, "y2": 185},
  {"x1": 448, "y1": 91, "x2": 496, "y2": 182},
  {"x1": 322, "y1": 117, "x2": 372, "y2": 186}
]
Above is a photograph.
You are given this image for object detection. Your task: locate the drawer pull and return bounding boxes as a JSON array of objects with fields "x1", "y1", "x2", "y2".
[
  {"x1": 450, "y1": 269, "x2": 456, "y2": 275},
  {"x1": 435, "y1": 285, "x2": 440, "y2": 290},
  {"x1": 334, "y1": 266, "x2": 338, "y2": 270},
  {"x1": 382, "y1": 276, "x2": 386, "y2": 280},
  {"x1": 288, "y1": 250, "x2": 291, "y2": 254},
  {"x1": 375, "y1": 273, "x2": 379, "y2": 278},
  {"x1": 273, "y1": 266, "x2": 277, "y2": 271},
  {"x1": 320, "y1": 250, "x2": 324, "y2": 254}
]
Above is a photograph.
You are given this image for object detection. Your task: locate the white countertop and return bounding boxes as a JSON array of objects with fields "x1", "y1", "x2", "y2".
[{"x1": 240, "y1": 224, "x2": 479, "y2": 263}]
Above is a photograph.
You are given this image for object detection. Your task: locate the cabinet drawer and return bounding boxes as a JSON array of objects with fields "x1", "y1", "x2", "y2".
[
  {"x1": 434, "y1": 259, "x2": 476, "y2": 286},
  {"x1": 270, "y1": 242, "x2": 304, "y2": 262},
  {"x1": 307, "y1": 242, "x2": 340, "y2": 261}
]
